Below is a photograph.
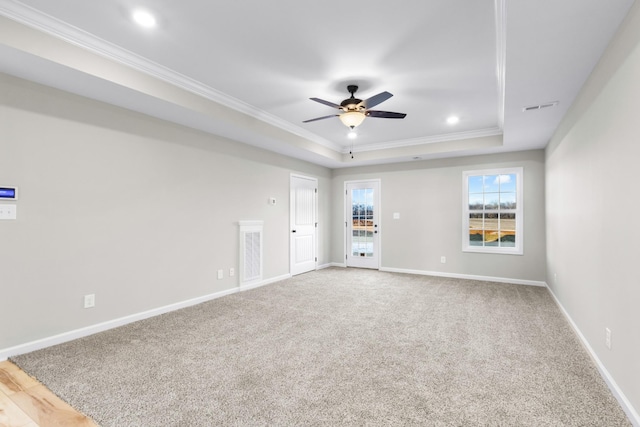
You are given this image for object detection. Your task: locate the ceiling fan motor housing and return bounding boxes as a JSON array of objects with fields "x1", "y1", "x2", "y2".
[
  {"x1": 340, "y1": 98, "x2": 363, "y2": 111},
  {"x1": 341, "y1": 86, "x2": 363, "y2": 111}
]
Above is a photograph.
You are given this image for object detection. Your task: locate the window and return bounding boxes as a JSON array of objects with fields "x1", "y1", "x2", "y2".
[{"x1": 463, "y1": 167, "x2": 523, "y2": 254}]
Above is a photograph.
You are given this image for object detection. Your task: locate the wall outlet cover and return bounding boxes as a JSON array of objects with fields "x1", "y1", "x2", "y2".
[{"x1": 84, "y1": 294, "x2": 95, "y2": 309}]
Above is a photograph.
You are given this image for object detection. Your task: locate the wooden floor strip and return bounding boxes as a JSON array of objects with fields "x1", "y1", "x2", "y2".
[
  {"x1": 0, "y1": 389, "x2": 36, "y2": 427},
  {"x1": 0, "y1": 361, "x2": 98, "y2": 427}
]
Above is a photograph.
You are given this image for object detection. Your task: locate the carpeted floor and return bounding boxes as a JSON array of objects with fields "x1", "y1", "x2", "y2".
[{"x1": 12, "y1": 268, "x2": 630, "y2": 426}]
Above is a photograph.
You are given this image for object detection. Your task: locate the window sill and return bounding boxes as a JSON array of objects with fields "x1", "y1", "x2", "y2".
[{"x1": 463, "y1": 247, "x2": 523, "y2": 255}]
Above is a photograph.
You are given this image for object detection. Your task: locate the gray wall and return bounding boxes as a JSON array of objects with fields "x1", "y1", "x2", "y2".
[
  {"x1": 0, "y1": 74, "x2": 331, "y2": 350},
  {"x1": 545, "y1": 1, "x2": 640, "y2": 415},
  {"x1": 332, "y1": 150, "x2": 547, "y2": 282}
]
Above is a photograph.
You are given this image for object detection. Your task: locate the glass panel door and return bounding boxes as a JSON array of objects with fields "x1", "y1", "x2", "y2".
[{"x1": 346, "y1": 180, "x2": 379, "y2": 269}]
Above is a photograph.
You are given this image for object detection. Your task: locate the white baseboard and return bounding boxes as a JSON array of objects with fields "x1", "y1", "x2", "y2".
[
  {"x1": 0, "y1": 274, "x2": 290, "y2": 361},
  {"x1": 239, "y1": 273, "x2": 291, "y2": 292},
  {"x1": 546, "y1": 287, "x2": 639, "y2": 426},
  {"x1": 379, "y1": 267, "x2": 546, "y2": 287},
  {"x1": 329, "y1": 262, "x2": 346, "y2": 268},
  {"x1": 317, "y1": 263, "x2": 332, "y2": 270}
]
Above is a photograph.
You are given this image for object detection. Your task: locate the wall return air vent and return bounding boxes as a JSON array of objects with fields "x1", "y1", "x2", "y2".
[
  {"x1": 239, "y1": 220, "x2": 263, "y2": 287},
  {"x1": 522, "y1": 101, "x2": 559, "y2": 112}
]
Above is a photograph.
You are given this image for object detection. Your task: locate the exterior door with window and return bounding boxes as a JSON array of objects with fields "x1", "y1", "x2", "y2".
[
  {"x1": 346, "y1": 180, "x2": 380, "y2": 269},
  {"x1": 290, "y1": 175, "x2": 317, "y2": 275}
]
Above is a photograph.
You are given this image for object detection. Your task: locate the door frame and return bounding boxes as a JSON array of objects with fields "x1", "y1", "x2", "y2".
[
  {"x1": 344, "y1": 179, "x2": 381, "y2": 269},
  {"x1": 290, "y1": 173, "x2": 318, "y2": 275}
]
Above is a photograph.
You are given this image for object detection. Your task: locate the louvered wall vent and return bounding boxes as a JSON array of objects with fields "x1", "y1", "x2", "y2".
[
  {"x1": 522, "y1": 101, "x2": 559, "y2": 112},
  {"x1": 239, "y1": 220, "x2": 263, "y2": 286}
]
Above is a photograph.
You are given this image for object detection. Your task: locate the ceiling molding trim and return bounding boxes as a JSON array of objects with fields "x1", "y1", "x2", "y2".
[
  {"x1": 0, "y1": 0, "x2": 344, "y2": 153},
  {"x1": 495, "y1": 0, "x2": 506, "y2": 130},
  {"x1": 348, "y1": 127, "x2": 503, "y2": 153}
]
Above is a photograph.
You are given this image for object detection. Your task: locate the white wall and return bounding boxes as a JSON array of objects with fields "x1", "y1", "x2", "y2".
[
  {"x1": 331, "y1": 150, "x2": 547, "y2": 283},
  {"x1": 0, "y1": 74, "x2": 331, "y2": 351},
  {"x1": 545, "y1": 1, "x2": 640, "y2": 418}
]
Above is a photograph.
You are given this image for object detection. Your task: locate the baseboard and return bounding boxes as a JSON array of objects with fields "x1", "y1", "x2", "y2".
[
  {"x1": 379, "y1": 267, "x2": 546, "y2": 287},
  {"x1": 239, "y1": 273, "x2": 291, "y2": 292},
  {"x1": 0, "y1": 274, "x2": 290, "y2": 361},
  {"x1": 545, "y1": 287, "x2": 639, "y2": 426},
  {"x1": 317, "y1": 263, "x2": 332, "y2": 270},
  {"x1": 329, "y1": 262, "x2": 346, "y2": 268}
]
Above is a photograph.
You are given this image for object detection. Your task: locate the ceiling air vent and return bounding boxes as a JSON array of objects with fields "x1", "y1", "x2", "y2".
[{"x1": 522, "y1": 101, "x2": 559, "y2": 112}]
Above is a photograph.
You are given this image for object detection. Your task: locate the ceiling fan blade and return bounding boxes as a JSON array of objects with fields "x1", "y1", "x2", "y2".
[
  {"x1": 302, "y1": 114, "x2": 339, "y2": 123},
  {"x1": 366, "y1": 110, "x2": 407, "y2": 119},
  {"x1": 310, "y1": 97, "x2": 341, "y2": 109},
  {"x1": 363, "y1": 91, "x2": 393, "y2": 109}
]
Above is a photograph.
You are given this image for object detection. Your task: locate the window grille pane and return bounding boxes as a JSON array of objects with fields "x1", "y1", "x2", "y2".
[
  {"x1": 500, "y1": 192, "x2": 517, "y2": 209},
  {"x1": 484, "y1": 175, "x2": 500, "y2": 192},
  {"x1": 484, "y1": 193, "x2": 499, "y2": 210},
  {"x1": 469, "y1": 193, "x2": 483, "y2": 210},
  {"x1": 499, "y1": 174, "x2": 517, "y2": 192},
  {"x1": 500, "y1": 213, "x2": 516, "y2": 230},
  {"x1": 469, "y1": 175, "x2": 484, "y2": 193},
  {"x1": 484, "y1": 213, "x2": 499, "y2": 246},
  {"x1": 469, "y1": 213, "x2": 483, "y2": 246},
  {"x1": 500, "y1": 213, "x2": 516, "y2": 247}
]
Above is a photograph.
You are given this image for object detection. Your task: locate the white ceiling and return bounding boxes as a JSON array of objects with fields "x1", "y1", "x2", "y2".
[{"x1": 0, "y1": 0, "x2": 635, "y2": 168}]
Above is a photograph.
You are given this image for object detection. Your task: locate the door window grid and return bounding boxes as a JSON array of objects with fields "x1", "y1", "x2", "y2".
[{"x1": 352, "y1": 188, "x2": 374, "y2": 257}]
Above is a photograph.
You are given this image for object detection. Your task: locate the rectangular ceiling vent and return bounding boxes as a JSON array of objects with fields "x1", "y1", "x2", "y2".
[{"x1": 522, "y1": 101, "x2": 559, "y2": 112}]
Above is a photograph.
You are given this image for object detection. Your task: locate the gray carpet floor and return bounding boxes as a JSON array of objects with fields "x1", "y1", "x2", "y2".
[{"x1": 12, "y1": 268, "x2": 630, "y2": 426}]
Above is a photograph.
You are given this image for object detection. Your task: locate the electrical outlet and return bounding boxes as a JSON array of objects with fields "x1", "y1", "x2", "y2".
[
  {"x1": 229, "y1": 267, "x2": 235, "y2": 277},
  {"x1": 554, "y1": 272, "x2": 557, "y2": 283},
  {"x1": 217, "y1": 269, "x2": 224, "y2": 280},
  {"x1": 84, "y1": 294, "x2": 95, "y2": 309},
  {"x1": 440, "y1": 256, "x2": 446, "y2": 264},
  {"x1": 605, "y1": 328, "x2": 612, "y2": 350}
]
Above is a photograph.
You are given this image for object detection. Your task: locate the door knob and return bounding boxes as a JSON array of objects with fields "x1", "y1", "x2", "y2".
[{"x1": 292, "y1": 230, "x2": 297, "y2": 233}]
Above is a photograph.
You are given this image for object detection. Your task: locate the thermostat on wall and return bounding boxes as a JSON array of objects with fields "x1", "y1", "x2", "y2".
[{"x1": 0, "y1": 187, "x2": 18, "y2": 200}]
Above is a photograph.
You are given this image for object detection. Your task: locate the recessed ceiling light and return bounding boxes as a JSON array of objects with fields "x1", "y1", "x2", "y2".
[
  {"x1": 446, "y1": 116, "x2": 460, "y2": 125},
  {"x1": 132, "y1": 9, "x2": 157, "y2": 28},
  {"x1": 348, "y1": 131, "x2": 358, "y2": 139}
]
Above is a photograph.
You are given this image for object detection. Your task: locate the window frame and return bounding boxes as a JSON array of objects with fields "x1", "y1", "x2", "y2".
[{"x1": 462, "y1": 167, "x2": 524, "y2": 255}]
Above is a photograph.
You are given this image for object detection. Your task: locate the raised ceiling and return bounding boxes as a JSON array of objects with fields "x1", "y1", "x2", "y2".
[{"x1": 0, "y1": 0, "x2": 635, "y2": 167}]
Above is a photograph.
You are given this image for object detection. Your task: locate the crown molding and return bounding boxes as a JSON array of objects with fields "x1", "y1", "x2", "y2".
[
  {"x1": 347, "y1": 127, "x2": 503, "y2": 153},
  {"x1": 0, "y1": 0, "x2": 343, "y2": 153},
  {"x1": 0, "y1": 0, "x2": 505, "y2": 157},
  {"x1": 495, "y1": 0, "x2": 506, "y2": 130}
]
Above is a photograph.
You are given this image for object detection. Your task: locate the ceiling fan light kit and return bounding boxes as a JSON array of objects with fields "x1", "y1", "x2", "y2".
[
  {"x1": 304, "y1": 85, "x2": 406, "y2": 130},
  {"x1": 339, "y1": 111, "x2": 366, "y2": 129}
]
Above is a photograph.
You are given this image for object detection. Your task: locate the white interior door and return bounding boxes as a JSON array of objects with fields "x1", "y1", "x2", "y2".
[
  {"x1": 290, "y1": 175, "x2": 317, "y2": 276},
  {"x1": 346, "y1": 180, "x2": 380, "y2": 269}
]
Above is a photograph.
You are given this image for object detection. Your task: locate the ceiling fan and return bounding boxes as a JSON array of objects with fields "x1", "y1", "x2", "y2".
[{"x1": 303, "y1": 85, "x2": 407, "y2": 129}]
